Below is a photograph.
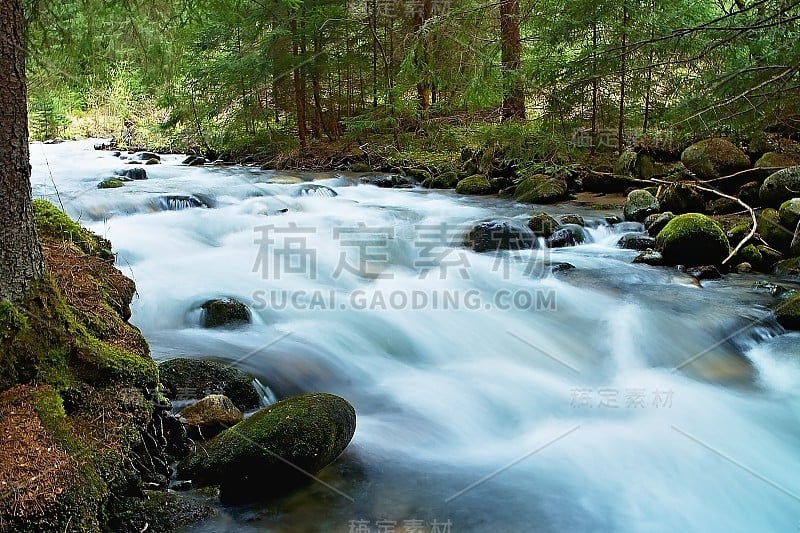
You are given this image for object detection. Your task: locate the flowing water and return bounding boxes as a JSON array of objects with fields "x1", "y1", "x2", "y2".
[{"x1": 30, "y1": 140, "x2": 800, "y2": 532}]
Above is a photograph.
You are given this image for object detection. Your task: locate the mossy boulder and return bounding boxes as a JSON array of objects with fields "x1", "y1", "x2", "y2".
[
  {"x1": 681, "y1": 138, "x2": 750, "y2": 180},
  {"x1": 158, "y1": 358, "x2": 260, "y2": 411},
  {"x1": 623, "y1": 189, "x2": 660, "y2": 222},
  {"x1": 33, "y1": 200, "x2": 113, "y2": 260},
  {"x1": 547, "y1": 225, "x2": 586, "y2": 248},
  {"x1": 757, "y1": 208, "x2": 793, "y2": 252},
  {"x1": 755, "y1": 152, "x2": 797, "y2": 169},
  {"x1": 422, "y1": 171, "x2": 460, "y2": 189},
  {"x1": 708, "y1": 198, "x2": 741, "y2": 215},
  {"x1": 582, "y1": 173, "x2": 644, "y2": 193},
  {"x1": 617, "y1": 233, "x2": 656, "y2": 251},
  {"x1": 405, "y1": 168, "x2": 432, "y2": 183},
  {"x1": 527, "y1": 212, "x2": 561, "y2": 238},
  {"x1": 738, "y1": 181, "x2": 761, "y2": 207},
  {"x1": 513, "y1": 174, "x2": 568, "y2": 204},
  {"x1": 778, "y1": 198, "x2": 800, "y2": 229},
  {"x1": 760, "y1": 166, "x2": 800, "y2": 207},
  {"x1": 775, "y1": 293, "x2": 800, "y2": 329},
  {"x1": 774, "y1": 257, "x2": 800, "y2": 276},
  {"x1": 734, "y1": 244, "x2": 763, "y2": 269},
  {"x1": 456, "y1": 174, "x2": 493, "y2": 195},
  {"x1": 177, "y1": 393, "x2": 356, "y2": 502},
  {"x1": 200, "y1": 298, "x2": 251, "y2": 328},
  {"x1": 464, "y1": 218, "x2": 537, "y2": 252},
  {"x1": 98, "y1": 178, "x2": 125, "y2": 189},
  {"x1": 559, "y1": 214, "x2": 585, "y2": 226},
  {"x1": 655, "y1": 213, "x2": 731, "y2": 266},
  {"x1": 614, "y1": 149, "x2": 654, "y2": 180},
  {"x1": 657, "y1": 183, "x2": 706, "y2": 215},
  {"x1": 349, "y1": 162, "x2": 371, "y2": 172},
  {"x1": 107, "y1": 490, "x2": 214, "y2": 532}
]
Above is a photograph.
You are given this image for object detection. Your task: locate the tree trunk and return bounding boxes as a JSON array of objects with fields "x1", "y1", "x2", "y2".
[
  {"x1": 413, "y1": 0, "x2": 433, "y2": 111},
  {"x1": 617, "y1": 3, "x2": 628, "y2": 155},
  {"x1": 500, "y1": 0, "x2": 525, "y2": 120},
  {"x1": 0, "y1": 0, "x2": 44, "y2": 305},
  {"x1": 290, "y1": 19, "x2": 307, "y2": 145}
]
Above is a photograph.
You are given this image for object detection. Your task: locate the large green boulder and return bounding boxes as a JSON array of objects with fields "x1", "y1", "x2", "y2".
[
  {"x1": 456, "y1": 174, "x2": 493, "y2": 195},
  {"x1": 757, "y1": 208, "x2": 793, "y2": 252},
  {"x1": 527, "y1": 212, "x2": 561, "y2": 238},
  {"x1": 760, "y1": 166, "x2": 800, "y2": 207},
  {"x1": 623, "y1": 189, "x2": 660, "y2": 222},
  {"x1": 513, "y1": 174, "x2": 567, "y2": 204},
  {"x1": 422, "y1": 171, "x2": 460, "y2": 189},
  {"x1": 681, "y1": 138, "x2": 750, "y2": 180},
  {"x1": 775, "y1": 293, "x2": 800, "y2": 330},
  {"x1": 655, "y1": 213, "x2": 730, "y2": 266},
  {"x1": 178, "y1": 393, "x2": 356, "y2": 502}
]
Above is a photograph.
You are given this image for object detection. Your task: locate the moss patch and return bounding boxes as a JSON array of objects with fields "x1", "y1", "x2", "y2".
[
  {"x1": 455, "y1": 174, "x2": 492, "y2": 195},
  {"x1": 775, "y1": 293, "x2": 800, "y2": 329},
  {"x1": 513, "y1": 174, "x2": 567, "y2": 204},
  {"x1": 656, "y1": 213, "x2": 731, "y2": 266}
]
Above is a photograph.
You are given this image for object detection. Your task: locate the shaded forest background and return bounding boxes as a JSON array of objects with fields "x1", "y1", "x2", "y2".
[{"x1": 23, "y1": 0, "x2": 800, "y2": 162}]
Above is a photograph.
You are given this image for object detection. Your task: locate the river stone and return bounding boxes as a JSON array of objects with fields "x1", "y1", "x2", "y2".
[
  {"x1": 361, "y1": 174, "x2": 416, "y2": 189},
  {"x1": 134, "y1": 151, "x2": 161, "y2": 161},
  {"x1": 547, "y1": 225, "x2": 585, "y2": 248},
  {"x1": 760, "y1": 166, "x2": 800, "y2": 207},
  {"x1": 708, "y1": 198, "x2": 740, "y2": 215},
  {"x1": 189, "y1": 157, "x2": 208, "y2": 166},
  {"x1": 757, "y1": 208, "x2": 792, "y2": 252},
  {"x1": 791, "y1": 222, "x2": 800, "y2": 257},
  {"x1": 201, "y1": 298, "x2": 251, "y2": 328},
  {"x1": 686, "y1": 265, "x2": 722, "y2": 280},
  {"x1": 617, "y1": 233, "x2": 656, "y2": 251},
  {"x1": 513, "y1": 174, "x2": 568, "y2": 204},
  {"x1": 464, "y1": 218, "x2": 536, "y2": 252},
  {"x1": 623, "y1": 189, "x2": 660, "y2": 222},
  {"x1": 527, "y1": 212, "x2": 561, "y2": 238},
  {"x1": 738, "y1": 181, "x2": 761, "y2": 207},
  {"x1": 644, "y1": 212, "x2": 674, "y2": 237},
  {"x1": 773, "y1": 257, "x2": 800, "y2": 276},
  {"x1": 559, "y1": 214, "x2": 585, "y2": 226},
  {"x1": 735, "y1": 262, "x2": 752, "y2": 273},
  {"x1": 145, "y1": 158, "x2": 160, "y2": 165},
  {"x1": 456, "y1": 174, "x2": 493, "y2": 195},
  {"x1": 614, "y1": 149, "x2": 654, "y2": 180},
  {"x1": 657, "y1": 183, "x2": 705, "y2": 214},
  {"x1": 115, "y1": 167, "x2": 148, "y2": 180},
  {"x1": 681, "y1": 138, "x2": 750, "y2": 180},
  {"x1": 422, "y1": 171, "x2": 459, "y2": 189},
  {"x1": 779, "y1": 198, "x2": 800, "y2": 229},
  {"x1": 633, "y1": 250, "x2": 664, "y2": 265},
  {"x1": 158, "y1": 358, "x2": 260, "y2": 411},
  {"x1": 177, "y1": 393, "x2": 356, "y2": 502},
  {"x1": 180, "y1": 394, "x2": 243, "y2": 438},
  {"x1": 775, "y1": 293, "x2": 800, "y2": 329},
  {"x1": 655, "y1": 213, "x2": 730, "y2": 266},
  {"x1": 98, "y1": 178, "x2": 124, "y2": 189},
  {"x1": 755, "y1": 152, "x2": 797, "y2": 169}
]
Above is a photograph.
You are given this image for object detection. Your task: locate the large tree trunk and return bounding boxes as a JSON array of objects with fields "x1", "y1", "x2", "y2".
[
  {"x1": 500, "y1": 0, "x2": 525, "y2": 120},
  {"x1": 290, "y1": 18, "x2": 308, "y2": 145},
  {"x1": 412, "y1": 0, "x2": 433, "y2": 111},
  {"x1": 0, "y1": 0, "x2": 44, "y2": 305}
]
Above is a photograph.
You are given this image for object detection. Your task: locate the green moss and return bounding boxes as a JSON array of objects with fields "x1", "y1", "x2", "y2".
[
  {"x1": 776, "y1": 293, "x2": 800, "y2": 329},
  {"x1": 158, "y1": 358, "x2": 259, "y2": 411},
  {"x1": 98, "y1": 178, "x2": 124, "y2": 189},
  {"x1": 456, "y1": 174, "x2": 493, "y2": 195},
  {"x1": 778, "y1": 198, "x2": 800, "y2": 229},
  {"x1": 681, "y1": 138, "x2": 750, "y2": 180},
  {"x1": 760, "y1": 166, "x2": 800, "y2": 207},
  {"x1": 735, "y1": 244, "x2": 762, "y2": 267},
  {"x1": 656, "y1": 213, "x2": 731, "y2": 266},
  {"x1": 178, "y1": 393, "x2": 356, "y2": 502},
  {"x1": 33, "y1": 199, "x2": 113, "y2": 260},
  {"x1": 623, "y1": 189, "x2": 660, "y2": 222},
  {"x1": 513, "y1": 174, "x2": 567, "y2": 203},
  {"x1": 755, "y1": 152, "x2": 797, "y2": 169},
  {"x1": 757, "y1": 208, "x2": 793, "y2": 252},
  {"x1": 73, "y1": 336, "x2": 157, "y2": 389},
  {"x1": 422, "y1": 171, "x2": 460, "y2": 189}
]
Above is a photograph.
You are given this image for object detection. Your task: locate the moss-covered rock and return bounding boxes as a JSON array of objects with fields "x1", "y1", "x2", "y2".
[
  {"x1": 775, "y1": 293, "x2": 800, "y2": 329},
  {"x1": 645, "y1": 212, "x2": 675, "y2": 237},
  {"x1": 158, "y1": 358, "x2": 260, "y2": 411},
  {"x1": 614, "y1": 149, "x2": 654, "y2": 180},
  {"x1": 527, "y1": 212, "x2": 561, "y2": 238},
  {"x1": 107, "y1": 490, "x2": 215, "y2": 533},
  {"x1": 708, "y1": 198, "x2": 741, "y2": 215},
  {"x1": 98, "y1": 178, "x2": 125, "y2": 189},
  {"x1": 559, "y1": 214, "x2": 585, "y2": 226},
  {"x1": 681, "y1": 138, "x2": 750, "y2": 180},
  {"x1": 757, "y1": 208, "x2": 793, "y2": 252},
  {"x1": 655, "y1": 213, "x2": 731, "y2": 266},
  {"x1": 582, "y1": 173, "x2": 644, "y2": 193},
  {"x1": 623, "y1": 189, "x2": 660, "y2": 222},
  {"x1": 177, "y1": 393, "x2": 356, "y2": 502},
  {"x1": 455, "y1": 174, "x2": 493, "y2": 195},
  {"x1": 422, "y1": 171, "x2": 460, "y2": 189},
  {"x1": 200, "y1": 298, "x2": 251, "y2": 329},
  {"x1": 513, "y1": 174, "x2": 567, "y2": 204},
  {"x1": 755, "y1": 152, "x2": 797, "y2": 169},
  {"x1": 773, "y1": 257, "x2": 800, "y2": 276},
  {"x1": 657, "y1": 183, "x2": 706, "y2": 214},
  {"x1": 779, "y1": 198, "x2": 800, "y2": 229},
  {"x1": 547, "y1": 225, "x2": 586, "y2": 248},
  {"x1": 738, "y1": 181, "x2": 761, "y2": 207},
  {"x1": 760, "y1": 166, "x2": 800, "y2": 207},
  {"x1": 349, "y1": 162, "x2": 371, "y2": 172},
  {"x1": 405, "y1": 168, "x2": 432, "y2": 183},
  {"x1": 734, "y1": 244, "x2": 763, "y2": 268}
]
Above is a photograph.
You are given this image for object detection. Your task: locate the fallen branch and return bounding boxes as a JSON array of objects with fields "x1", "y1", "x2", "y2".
[
  {"x1": 652, "y1": 179, "x2": 757, "y2": 265},
  {"x1": 703, "y1": 166, "x2": 784, "y2": 183}
]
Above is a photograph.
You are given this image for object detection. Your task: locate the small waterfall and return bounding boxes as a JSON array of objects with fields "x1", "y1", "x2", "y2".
[{"x1": 253, "y1": 377, "x2": 277, "y2": 407}]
